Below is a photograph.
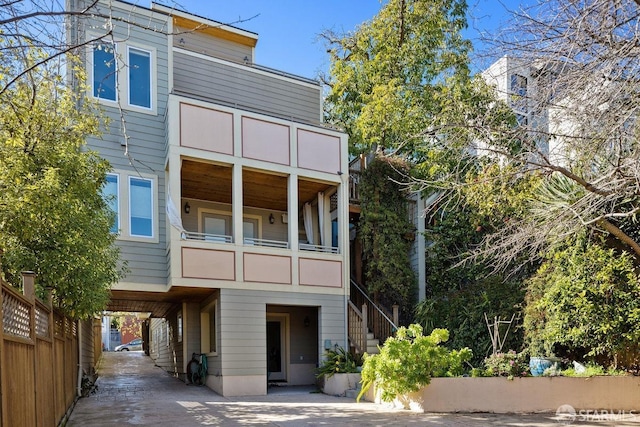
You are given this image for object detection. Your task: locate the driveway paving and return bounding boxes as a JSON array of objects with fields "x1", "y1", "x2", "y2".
[{"x1": 66, "y1": 352, "x2": 640, "y2": 426}]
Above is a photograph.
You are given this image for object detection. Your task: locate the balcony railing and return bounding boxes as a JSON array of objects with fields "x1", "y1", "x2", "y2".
[
  {"x1": 299, "y1": 243, "x2": 339, "y2": 254},
  {"x1": 181, "y1": 233, "x2": 341, "y2": 253},
  {"x1": 182, "y1": 231, "x2": 233, "y2": 243},
  {"x1": 349, "y1": 170, "x2": 361, "y2": 204},
  {"x1": 243, "y1": 238, "x2": 289, "y2": 249}
]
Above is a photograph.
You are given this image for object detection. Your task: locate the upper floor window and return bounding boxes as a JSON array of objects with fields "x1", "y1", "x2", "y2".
[
  {"x1": 104, "y1": 173, "x2": 120, "y2": 233},
  {"x1": 88, "y1": 37, "x2": 157, "y2": 114},
  {"x1": 128, "y1": 47, "x2": 151, "y2": 109},
  {"x1": 103, "y1": 170, "x2": 158, "y2": 242},
  {"x1": 129, "y1": 176, "x2": 154, "y2": 238},
  {"x1": 93, "y1": 42, "x2": 117, "y2": 101}
]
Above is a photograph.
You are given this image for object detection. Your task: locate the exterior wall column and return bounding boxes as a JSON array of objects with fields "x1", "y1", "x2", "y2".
[
  {"x1": 167, "y1": 97, "x2": 183, "y2": 289},
  {"x1": 288, "y1": 174, "x2": 299, "y2": 287},
  {"x1": 232, "y1": 164, "x2": 243, "y2": 282}
]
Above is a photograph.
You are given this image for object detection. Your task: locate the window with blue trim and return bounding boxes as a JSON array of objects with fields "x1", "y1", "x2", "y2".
[
  {"x1": 93, "y1": 42, "x2": 117, "y2": 101},
  {"x1": 129, "y1": 177, "x2": 153, "y2": 238},
  {"x1": 104, "y1": 174, "x2": 119, "y2": 233},
  {"x1": 128, "y1": 47, "x2": 151, "y2": 109}
]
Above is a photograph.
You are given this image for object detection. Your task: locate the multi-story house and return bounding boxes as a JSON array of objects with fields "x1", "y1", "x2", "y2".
[{"x1": 68, "y1": 0, "x2": 349, "y2": 396}]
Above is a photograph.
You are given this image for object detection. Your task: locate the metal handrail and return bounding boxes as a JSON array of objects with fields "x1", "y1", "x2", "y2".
[
  {"x1": 299, "y1": 243, "x2": 339, "y2": 254},
  {"x1": 182, "y1": 231, "x2": 233, "y2": 243},
  {"x1": 243, "y1": 237, "x2": 289, "y2": 249}
]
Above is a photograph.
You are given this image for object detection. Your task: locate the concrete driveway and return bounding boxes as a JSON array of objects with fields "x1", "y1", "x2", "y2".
[{"x1": 66, "y1": 352, "x2": 639, "y2": 426}]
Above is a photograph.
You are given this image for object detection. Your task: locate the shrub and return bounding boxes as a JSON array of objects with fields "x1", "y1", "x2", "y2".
[
  {"x1": 316, "y1": 347, "x2": 361, "y2": 378},
  {"x1": 484, "y1": 350, "x2": 529, "y2": 379},
  {"x1": 524, "y1": 235, "x2": 640, "y2": 370},
  {"x1": 358, "y1": 324, "x2": 472, "y2": 402}
]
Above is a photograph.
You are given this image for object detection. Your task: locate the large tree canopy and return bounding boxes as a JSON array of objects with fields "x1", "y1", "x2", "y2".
[
  {"x1": 0, "y1": 53, "x2": 124, "y2": 318},
  {"x1": 323, "y1": 0, "x2": 473, "y2": 154}
]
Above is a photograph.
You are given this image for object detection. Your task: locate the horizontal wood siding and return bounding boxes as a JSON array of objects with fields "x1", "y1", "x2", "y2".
[
  {"x1": 81, "y1": 4, "x2": 170, "y2": 287},
  {"x1": 174, "y1": 51, "x2": 321, "y2": 124},
  {"x1": 218, "y1": 289, "x2": 345, "y2": 376},
  {"x1": 149, "y1": 308, "x2": 184, "y2": 377},
  {"x1": 174, "y1": 25, "x2": 252, "y2": 64},
  {"x1": 185, "y1": 302, "x2": 201, "y2": 362}
]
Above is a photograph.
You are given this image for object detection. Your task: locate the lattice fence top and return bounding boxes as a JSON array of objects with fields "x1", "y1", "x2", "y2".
[
  {"x1": 54, "y1": 314, "x2": 64, "y2": 338},
  {"x1": 35, "y1": 305, "x2": 50, "y2": 337},
  {"x1": 2, "y1": 288, "x2": 31, "y2": 339}
]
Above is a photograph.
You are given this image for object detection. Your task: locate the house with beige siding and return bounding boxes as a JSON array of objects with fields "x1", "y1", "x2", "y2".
[{"x1": 68, "y1": 0, "x2": 349, "y2": 396}]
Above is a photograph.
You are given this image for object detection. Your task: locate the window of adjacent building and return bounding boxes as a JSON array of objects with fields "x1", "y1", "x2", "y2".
[
  {"x1": 93, "y1": 42, "x2": 117, "y2": 101},
  {"x1": 104, "y1": 173, "x2": 119, "y2": 233},
  {"x1": 177, "y1": 311, "x2": 183, "y2": 343},
  {"x1": 129, "y1": 176, "x2": 154, "y2": 238},
  {"x1": 128, "y1": 47, "x2": 152, "y2": 109}
]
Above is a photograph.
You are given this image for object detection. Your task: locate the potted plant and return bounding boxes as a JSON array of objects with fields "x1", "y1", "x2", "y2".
[{"x1": 316, "y1": 347, "x2": 362, "y2": 396}]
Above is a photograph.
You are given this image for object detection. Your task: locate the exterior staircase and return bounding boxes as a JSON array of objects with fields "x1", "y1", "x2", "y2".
[
  {"x1": 365, "y1": 332, "x2": 380, "y2": 354},
  {"x1": 347, "y1": 279, "x2": 398, "y2": 356}
]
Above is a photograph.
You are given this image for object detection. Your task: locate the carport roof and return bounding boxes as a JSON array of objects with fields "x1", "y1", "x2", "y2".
[{"x1": 107, "y1": 287, "x2": 217, "y2": 318}]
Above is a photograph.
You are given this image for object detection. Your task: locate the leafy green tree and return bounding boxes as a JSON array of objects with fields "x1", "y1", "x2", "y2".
[
  {"x1": 323, "y1": 0, "x2": 472, "y2": 155},
  {"x1": 524, "y1": 233, "x2": 640, "y2": 370},
  {"x1": 0, "y1": 53, "x2": 123, "y2": 318},
  {"x1": 415, "y1": 163, "x2": 539, "y2": 364},
  {"x1": 359, "y1": 155, "x2": 416, "y2": 321}
]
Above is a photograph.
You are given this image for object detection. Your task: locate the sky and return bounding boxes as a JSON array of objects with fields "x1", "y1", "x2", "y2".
[{"x1": 164, "y1": 0, "x2": 519, "y2": 79}]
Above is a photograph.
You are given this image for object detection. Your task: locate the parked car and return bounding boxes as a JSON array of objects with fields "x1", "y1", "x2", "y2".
[{"x1": 115, "y1": 338, "x2": 143, "y2": 351}]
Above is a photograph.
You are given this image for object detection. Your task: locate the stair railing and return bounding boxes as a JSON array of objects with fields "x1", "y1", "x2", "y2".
[{"x1": 349, "y1": 279, "x2": 399, "y2": 348}]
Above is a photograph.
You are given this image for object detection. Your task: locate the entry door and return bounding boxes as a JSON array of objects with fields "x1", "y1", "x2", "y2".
[{"x1": 266, "y1": 315, "x2": 288, "y2": 381}]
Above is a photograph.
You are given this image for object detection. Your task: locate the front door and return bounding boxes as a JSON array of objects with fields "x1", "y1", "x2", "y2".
[{"x1": 266, "y1": 314, "x2": 288, "y2": 382}]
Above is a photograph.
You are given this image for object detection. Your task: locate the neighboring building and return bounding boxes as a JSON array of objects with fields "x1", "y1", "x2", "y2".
[{"x1": 68, "y1": 0, "x2": 349, "y2": 396}]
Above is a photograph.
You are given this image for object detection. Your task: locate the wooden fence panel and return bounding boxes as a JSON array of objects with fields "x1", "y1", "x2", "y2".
[
  {"x1": 1, "y1": 279, "x2": 81, "y2": 427},
  {"x1": 65, "y1": 319, "x2": 78, "y2": 407},
  {"x1": 35, "y1": 338, "x2": 55, "y2": 427},
  {"x1": 3, "y1": 339, "x2": 37, "y2": 427},
  {"x1": 35, "y1": 300, "x2": 55, "y2": 427},
  {"x1": 93, "y1": 318, "x2": 102, "y2": 367}
]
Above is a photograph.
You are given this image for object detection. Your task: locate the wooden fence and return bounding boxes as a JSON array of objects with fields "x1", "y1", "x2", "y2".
[{"x1": 0, "y1": 273, "x2": 79, "y2": 427}]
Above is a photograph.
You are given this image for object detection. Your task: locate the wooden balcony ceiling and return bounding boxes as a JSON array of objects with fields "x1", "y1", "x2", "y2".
[
  {"x1": 181, "y1": 160, "x2": 334, "y2": 211},
  {"x1": 181, "y1": 159, "x2": 232, "y2": 204}
]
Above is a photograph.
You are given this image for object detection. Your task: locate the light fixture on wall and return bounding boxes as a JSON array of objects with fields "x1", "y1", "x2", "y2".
[
  {"x1": 269, "y1": 213, "x2": 275, "y2": 224},
  {"x1": 304, "y1": 316, "x2": 310, "y2": 328},
  {"x1": 184, "y1": 202, "x2": 190, "y2": 214}
]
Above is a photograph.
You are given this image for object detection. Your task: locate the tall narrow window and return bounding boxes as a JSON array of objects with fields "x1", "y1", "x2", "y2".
[
  {"x1": 128, "y1": 47, "x2": 151, "y2": 108},
  {"x1": 93, "y1": 42, "x2": 117, "y2": 101},
  {"x1": 104, "y1": 174, "x2": 119, "y2": 233},
  {"x1": 129, "y1": 177, "x2": 153, "y2": 237}
]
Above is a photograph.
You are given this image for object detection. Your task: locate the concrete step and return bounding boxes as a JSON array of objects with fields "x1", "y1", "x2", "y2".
[
  {"x1": 345, "y1": 388, "x2": 360, "y2": 399},
  {"x1": 366, "y1": 332, "x2": 375, "y2": 340},
  {"x1": 366, "y1": 345, "x2": 380, "y2": 354}
]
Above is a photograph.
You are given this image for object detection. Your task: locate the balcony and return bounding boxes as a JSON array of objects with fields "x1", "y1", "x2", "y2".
[{"x1": 166, "y1": 95, "x2": 348, "y2": 291}]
